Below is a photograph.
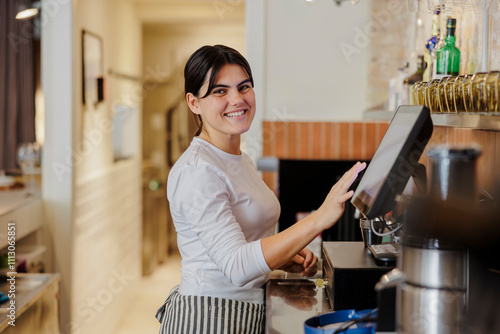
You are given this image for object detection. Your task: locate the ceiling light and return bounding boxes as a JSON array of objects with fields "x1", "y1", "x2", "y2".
[{"x1": 15, "y1": 1, "x2": 40, "y2": 20}]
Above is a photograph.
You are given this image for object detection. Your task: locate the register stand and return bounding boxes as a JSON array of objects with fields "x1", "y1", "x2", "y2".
[{"x1": 322, "y1": 241, "x2": 394, "y2": 311}]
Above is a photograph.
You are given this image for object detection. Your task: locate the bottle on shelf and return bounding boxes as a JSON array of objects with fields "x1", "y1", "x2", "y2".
[
  {"x1": 404, "y1": 55, "x2": 425, "y2": 105},
  {"x1": 408, "y1": 18, "x2": 425, "y2": 76},
  {"x1": 436, "y1": 17, "x2": 460, "y2": 78},
  {"x1": 423, "y1": 10, "x2": 440, "y2": 82},
  {"x1": 389, "y1": 65, "x2": 409, "y2": 110}
]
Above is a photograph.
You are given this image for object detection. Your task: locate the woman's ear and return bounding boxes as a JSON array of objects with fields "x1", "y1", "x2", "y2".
[{"x1": 186, "y1": 93, "x2": 201, "y2": 115}]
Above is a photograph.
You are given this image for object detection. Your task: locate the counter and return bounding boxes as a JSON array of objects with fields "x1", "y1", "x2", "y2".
[
  {"x1": 0, "y1": 273, "x2": 60, "y2": 333},
  {"x1": 265, "y1": 270, "x2": 330, "y2": 334},
  {"x1": 0, "y1": 188, "x2": 43, "y2": 250},
  {"x1": 0, "y1": 188, "x2": 36, "y2": 217},
  {"x1": 265, "y1": 242, "x2": 397, "y2": 333}
]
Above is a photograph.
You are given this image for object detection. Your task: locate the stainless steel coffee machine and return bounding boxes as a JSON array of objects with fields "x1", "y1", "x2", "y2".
[
  {"x1": 394, "y1": 145, "x2": 481, "y2": 334},
  {"x1": 348, "y1": 106, "x2": 500, "y2": 332}
]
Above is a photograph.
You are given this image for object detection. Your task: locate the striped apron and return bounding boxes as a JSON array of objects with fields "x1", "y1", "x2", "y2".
[{"x1": 156, "y1": 286, "x2": 265, "y2": 334}]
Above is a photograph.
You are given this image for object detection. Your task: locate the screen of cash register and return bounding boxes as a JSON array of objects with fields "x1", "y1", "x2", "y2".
[{"x1": 351, "y1": 105, "x2": 433, "y2": 219}]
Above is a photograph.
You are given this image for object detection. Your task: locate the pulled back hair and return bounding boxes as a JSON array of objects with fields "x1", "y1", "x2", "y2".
[{"x1": 184, "y1": 45, "x2": 254, "y2": 137}]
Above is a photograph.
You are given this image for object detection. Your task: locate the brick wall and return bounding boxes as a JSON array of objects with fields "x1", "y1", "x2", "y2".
[
  {"x1": 261, "y1": 120, "x2": 389, "y2": 191},
  {"x1": 262, "y1": 121, "x2": 500, "y2": 196}
]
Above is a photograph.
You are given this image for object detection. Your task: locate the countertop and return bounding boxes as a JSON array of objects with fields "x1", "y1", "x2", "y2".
[
  {"x1": 0, "y1": 184, "x2": 40, "y2": 217},
  {"x1": 0, "y1": 187, "x2": 44, "y2": 250},
  {"x1": 265, "y1": 269, "x2": 330, "y2": 334},
  {"x1": 265, "y1": 243, "x2": 397, "y2": 334},
  {"x1": 0, "y1": 273, "x2": 61, "y2": 332},
  {"x1": 265, "y1": 275, "x2": 396, "y2": 334}
]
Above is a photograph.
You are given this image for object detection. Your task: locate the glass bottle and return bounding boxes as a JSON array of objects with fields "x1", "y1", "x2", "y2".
[
  {"x1": 423, "y1": 10, "x2": 440, "y2": 82},
  {"x1": 404, "y1": 55, "x2": 425, "y2": 105},
  {"x1": 408, "y1": 18, "x2": 426, "y2": 75},
  {"x1": 436, "y1": 18, "x2": 460, "y2": 77}
]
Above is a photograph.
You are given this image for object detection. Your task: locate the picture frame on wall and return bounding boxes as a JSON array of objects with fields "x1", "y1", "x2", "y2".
[{"x1": 82, "y1": 29, "x2": 104, "y2": 106}]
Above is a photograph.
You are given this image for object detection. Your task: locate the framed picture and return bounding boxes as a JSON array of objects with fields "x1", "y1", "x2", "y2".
[{"x1": 82, "y1": 30, "x2": 104, "y2": 106}]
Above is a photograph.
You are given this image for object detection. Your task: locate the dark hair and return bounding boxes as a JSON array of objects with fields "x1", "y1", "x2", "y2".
[{"x1": 184, "y1": 45, "x2": 254, "y2": 136}]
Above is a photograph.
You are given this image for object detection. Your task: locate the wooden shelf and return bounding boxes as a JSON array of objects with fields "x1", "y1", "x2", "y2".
[
  {"x1": 363, "y1": 110, "x2": 500, "y2": 131},
  {"x1": 431, "y1": 113, "x2": 500, "y2": 131}
]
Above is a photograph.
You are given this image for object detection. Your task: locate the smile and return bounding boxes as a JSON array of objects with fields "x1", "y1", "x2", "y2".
[{"x1": 225, "y1": 110, "x2": 246, "y2": 118}]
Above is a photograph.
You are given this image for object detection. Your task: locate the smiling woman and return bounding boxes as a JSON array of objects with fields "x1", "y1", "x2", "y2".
[
  {"x1": 184, "y1": 45, "x2": 255, "y2": 151},
  {"x1": 155, "y1": 44, "x2": 365, "y2": 334},
  {"x1": 186, "y1": 64, "x2": 255, "y2": 155}
]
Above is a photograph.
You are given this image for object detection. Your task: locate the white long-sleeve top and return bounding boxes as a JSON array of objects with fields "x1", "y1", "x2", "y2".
[{"x1": 167, "y1": 137, "x2": 281, "y2": 304}]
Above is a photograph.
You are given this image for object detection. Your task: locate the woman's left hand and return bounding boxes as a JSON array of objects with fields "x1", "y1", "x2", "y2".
[{"x1": 279, "y1": 248, "x2": 318, "y2": 277}]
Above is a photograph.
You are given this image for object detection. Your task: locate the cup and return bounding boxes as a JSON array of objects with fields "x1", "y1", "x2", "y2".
[
  {"x1": 410, "y1": 82, "x2": 421, "y2": 105},
  {"x1": 360, "y1": 218, "x2": 385, "y2": 247},
  {"x1": 444, "y1": 76, "x2": 457, "y2": 113},
  {"x1": 484, "y1": 70, "x2": 499, "y2": 113},
  {"x1": 437, "y1": 77, "x2": 448, "y2": 113},
  {"x1": 416, "y1": 81, "x2": 428, "y2": 107},
  {"x1": 16, "y1": 142, "x2": 41, "y2": 195},
  {"x1": 463, "y1": 74, "x2": 473, "y2": 113},
  {"x1": 470, "y1": 72, "x2": 488, "y2": 113},
  {"x1": 437, "y1": 76, "x2": 455, "y2": 113},
  {"x1": 426, "y1": 79, "x2": 441, "y2": 113},
  {"x1": 453, "y1": 75, "x2": 466, "y2": 113}
]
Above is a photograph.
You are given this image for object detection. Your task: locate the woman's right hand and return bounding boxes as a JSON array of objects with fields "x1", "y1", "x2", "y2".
[
  {"x1": 261, "y1": 161, "x2": 366, "y2": 272},
  {"x1": 314, "y1": 161, "x2": 366, "y2": 230}
]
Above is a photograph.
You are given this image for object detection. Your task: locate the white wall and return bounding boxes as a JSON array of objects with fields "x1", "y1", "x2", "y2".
[
  {"x1": 72, "y1": 1, "x2": 143, "y2": 333},
  {"x1": 42, "y1": 0, "x2": 143, "y2": 333},
  {"x1": 266, "y1": 0, "x2": 369, "y2": 121},
  {"x1": 41, "y1": 0, "x2": 74, "y2": 330},
  {"x1": 245, "y1": 0, "x2": 370, "y2": 162}
]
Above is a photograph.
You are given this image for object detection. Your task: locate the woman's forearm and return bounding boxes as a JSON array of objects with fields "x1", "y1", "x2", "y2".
[
  {"x1": 261, "y1": 211, "x2": 324, "y2": 270},
  {"x1": 260, "y1": 161, "x2": 365, "y2": 271}
]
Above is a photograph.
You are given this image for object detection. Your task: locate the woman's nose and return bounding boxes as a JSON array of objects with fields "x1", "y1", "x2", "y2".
[{"x1": 228, "y1": 90, "x2": 244, "y2": 105}]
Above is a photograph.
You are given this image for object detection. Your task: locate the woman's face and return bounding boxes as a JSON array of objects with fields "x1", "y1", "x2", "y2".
[{"x1": 187, "y1": 64, "x2": 255, "y2": 141}]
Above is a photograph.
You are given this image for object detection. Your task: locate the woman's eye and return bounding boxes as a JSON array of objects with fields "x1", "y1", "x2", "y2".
[
  {"x1": 239, "y1": 85, "x2": 251, "y2": 92},
  {"x1": 212, "y1": 89, "x2": 226, "y2": 95}
]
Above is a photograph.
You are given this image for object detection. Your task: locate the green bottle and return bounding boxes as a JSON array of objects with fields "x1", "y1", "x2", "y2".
[{"x1": 436, "y1": 18, "x2": 460, "y2": 77}]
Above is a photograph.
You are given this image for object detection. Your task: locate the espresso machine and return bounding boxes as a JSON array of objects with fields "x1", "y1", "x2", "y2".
[
  {"x1": 371, "y1": 137, "x2": 500, "y2": 334},
  {"x1": 340, "y1": 106, "x2": 500, "y2": 333},
  {"x1": 397, "y1": 146, "x2": 481, "y2": 334}
]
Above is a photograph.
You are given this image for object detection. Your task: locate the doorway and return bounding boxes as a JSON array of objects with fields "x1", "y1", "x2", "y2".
[{"x1": 140, "y1": 0, "x2": 246, "y2": 275}]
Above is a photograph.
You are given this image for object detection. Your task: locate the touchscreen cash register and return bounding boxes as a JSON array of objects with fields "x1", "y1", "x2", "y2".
[
  {"x1": 351, "y1": 106, "x2": 433, "y2": 262},
  {"x1": 351, "y1": 105, "x2": 433, "y2": 219}
]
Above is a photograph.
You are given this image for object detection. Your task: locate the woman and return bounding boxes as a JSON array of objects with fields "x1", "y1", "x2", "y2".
[{"x1": 156, "y1": 44, "x2": 366, "y2": 334}]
